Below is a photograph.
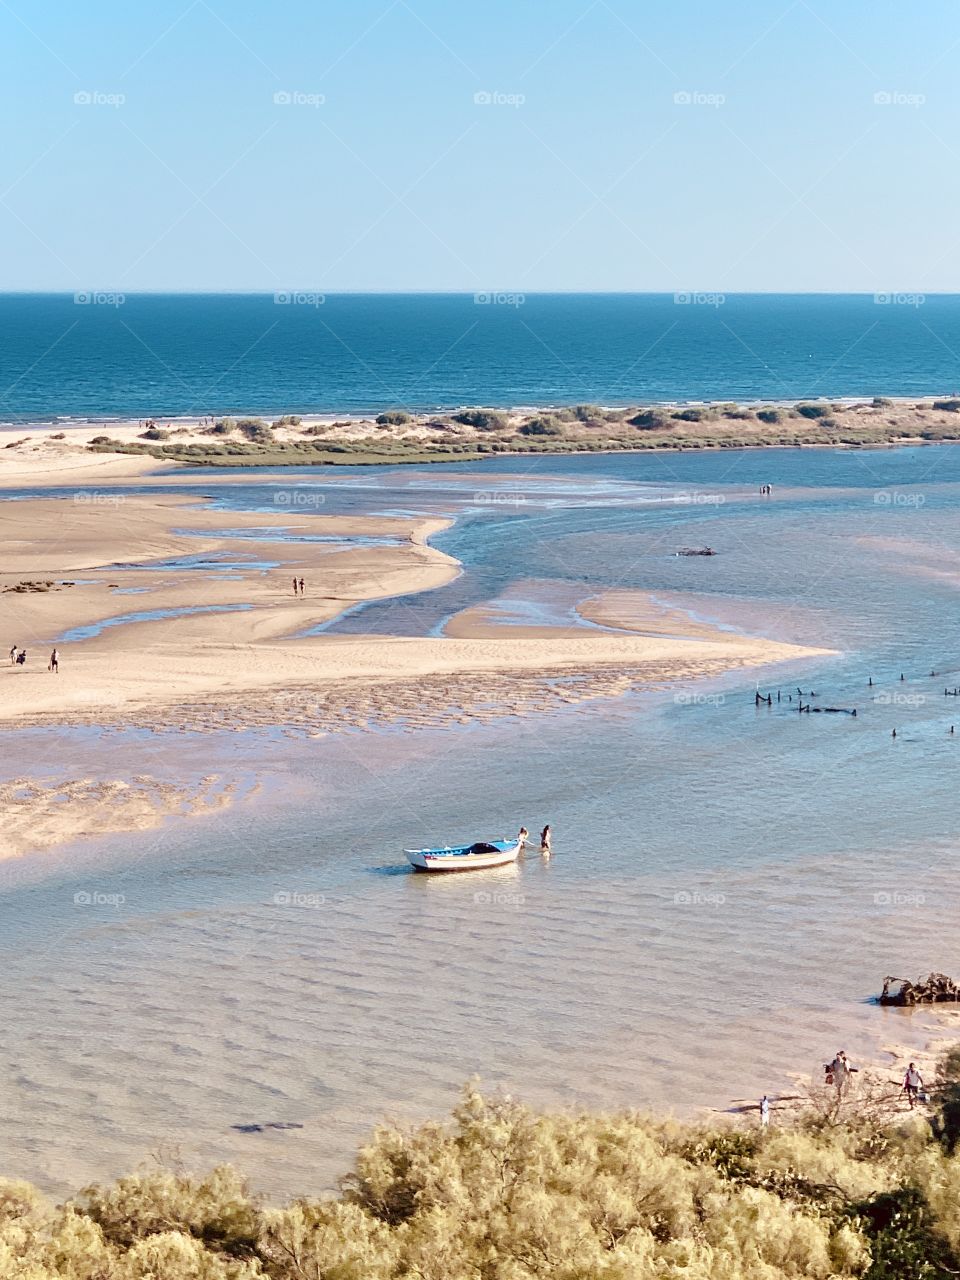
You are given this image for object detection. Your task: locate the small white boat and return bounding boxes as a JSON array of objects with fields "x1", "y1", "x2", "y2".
[{"x1": 405, "y1": 831, "x2": 526, "y2": 873}]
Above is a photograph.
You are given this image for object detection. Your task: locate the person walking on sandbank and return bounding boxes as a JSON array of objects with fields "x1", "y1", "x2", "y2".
[
  {"x1": 298, "y1": 577, "x2": 305, "y2": 596},
  {"x1": 9, "y1": 644, "x2": 16, "y2": 666},
  {"x1": 903, "y1": 1063, "x2": 924, "y2": 1108},
  {"x1": 292, "y1": 577, "x2": 298, "y2": 597},
  {"x1": 826, "y1": 1049, "x2": 857, "y2": 1089},
  {"x1": 760, "y1": 1094, "x2": 770, "y2": 1127},
  {"x1": 48, "y1": 648, "x2": 59, "y2": 674},
  {"x1": 540, "y1": 824, "x2": 552, "y2": 854}
]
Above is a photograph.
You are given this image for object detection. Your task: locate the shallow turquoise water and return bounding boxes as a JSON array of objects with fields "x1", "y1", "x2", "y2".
[{"x1": 2, "y1": 445, "x2": 960, "y2": 1197}]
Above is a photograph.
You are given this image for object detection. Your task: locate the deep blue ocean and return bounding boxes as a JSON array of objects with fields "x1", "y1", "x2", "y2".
[{"x1": 2, "y1": 293, "x2": 960, "y2": 422}]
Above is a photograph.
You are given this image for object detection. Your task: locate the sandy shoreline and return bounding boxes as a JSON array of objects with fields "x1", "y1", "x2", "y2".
[
  {"x1": 2, "y1": 397, "x2": 960, "y2": 486},
  {"x1": 0, "y1": 468, "x2": 829, "y2": 858}
]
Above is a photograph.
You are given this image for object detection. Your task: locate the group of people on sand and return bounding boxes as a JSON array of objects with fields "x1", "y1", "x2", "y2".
[
  {"x1": 8, "y1": 645, "x2": 58, "y2": 672},
  {"x1": 758, "y1": 1053, "x2": 927, "y2": 1129},
  {"x1": 291, "y1": 577, "x2": 306, "y2": 597}
]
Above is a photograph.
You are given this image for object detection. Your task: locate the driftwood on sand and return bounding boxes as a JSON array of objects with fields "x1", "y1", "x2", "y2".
[{"x1": 880, "y1": 973, "x2": 960, "y2": 1006}]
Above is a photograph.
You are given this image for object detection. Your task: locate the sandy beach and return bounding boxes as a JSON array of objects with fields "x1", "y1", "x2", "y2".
[
  {"x1": 3, "y1": 396, "x2": 960, "y2": 485},
  {"x1": 0, "y1": 461, "x2": 829, "y2": 858}
]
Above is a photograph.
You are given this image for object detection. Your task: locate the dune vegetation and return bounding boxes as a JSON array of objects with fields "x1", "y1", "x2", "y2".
[
  {"x1": 8, "y1": 1050, "x2": 960, "y2": 1278},
  {"x1": 77, "y1": 398, "x2": 960, "y2": 468}
]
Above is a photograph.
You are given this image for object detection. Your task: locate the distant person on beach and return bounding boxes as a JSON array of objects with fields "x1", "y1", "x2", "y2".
[
  {"x1": 518, "y1": 827, "x2": 529, "y2": 846},
  {"x1": 292, "y1": 577, "x2": 298, "y2": 596},
  {"x1": 904, "y1": 1063, "x2": 924, "y2": 1108},
  {"x1": 760, "y1": 1095, "x2": 770, "y2": 1127},
  {"x1": 48, "y1": 648, "x2": 59, "y2": 673},
  {"x1": 540, "y1": 825, "x2": 552, "y2": 854},
  {"x1": 16, "y1": 650, "x2": 26, "y2": 666},
  {"x1": 299, "y1": 577, "x2": 305, "y2": 596},
  {"x1": 9, "y1": 644, "x2": 16, "y2": 665}
]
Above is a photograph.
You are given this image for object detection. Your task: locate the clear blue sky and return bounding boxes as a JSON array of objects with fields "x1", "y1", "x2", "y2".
[{"x1": 1, "y1": 0, "x2": 957, "y2": 292}]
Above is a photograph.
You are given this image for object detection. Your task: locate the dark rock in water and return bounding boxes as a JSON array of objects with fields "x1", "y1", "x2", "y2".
[
  {"x1": 676, "y1": 546, "x2": 717, "y2": 557},
  {"x1": 880, "y1": 973, "x2": 960, "y2": 1005},
  {"x1": 231, "y1": 1121, "x2": 304, "y2": 1134}
]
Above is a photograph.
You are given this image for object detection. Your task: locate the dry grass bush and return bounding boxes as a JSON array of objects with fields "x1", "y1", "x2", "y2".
[
  {"x1": 7, "y1": 1072, "x2": 960, "y2": 1277},
  {"x1": 9, "y1": 1059, "x2": 960, "y2": 1280}
]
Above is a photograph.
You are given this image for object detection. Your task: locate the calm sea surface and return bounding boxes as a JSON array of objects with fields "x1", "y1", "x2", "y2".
[
  {"x1": 2, "y1": 445, "x2": 960, "y2": 1196},
  {"x1": 2, "y1": 293, "x2": 960, "y2": 421}
]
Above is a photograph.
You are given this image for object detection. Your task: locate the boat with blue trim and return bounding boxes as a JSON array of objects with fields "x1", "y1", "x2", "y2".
[{"x1": 405, "y1": 828, "x2": 527, "y2": 872}]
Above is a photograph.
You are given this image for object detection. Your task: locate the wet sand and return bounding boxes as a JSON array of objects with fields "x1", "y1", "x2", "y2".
[{"x1": 0, "y1": 482, "x2": 828, "y2": 856}]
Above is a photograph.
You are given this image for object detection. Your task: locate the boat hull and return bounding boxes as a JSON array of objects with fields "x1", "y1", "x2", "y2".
[{"x1": 405, "y1": 839, "x2": 522, "y2": 872}]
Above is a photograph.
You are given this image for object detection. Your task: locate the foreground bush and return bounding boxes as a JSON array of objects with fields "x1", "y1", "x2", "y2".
[{"x1": 6, "y1": 1079, "x2": 960, "y2": 1277}]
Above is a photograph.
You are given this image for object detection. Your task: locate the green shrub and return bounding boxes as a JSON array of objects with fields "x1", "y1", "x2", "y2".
[
  {"x1": 375, "y1": 411, "x2": 412, "y2": 426},
  {"x1": 140, "y1": 427, "x2": 169, "y2": 440},
  {"x1": 272, "y1": 415, "x2": 302, "y2": 428},
  {"x1": 237, "y1": 420, "x2": 275, "y2": 444},
  {"x1": 933, "y1": 400, "x2": 960, "y2": 412},
  {"x1": 672, "y1": 407, "x2": 712, "y2": 422},
  {"x1": 629, "y1": 408, "x2": 672, "y2": 429},
  {"x1": 796, "y1": 403, "x2": 832, "y2": 419},
  {"x1": 518, "y1": 415, "x2": 565, "y2": 437},
  {"x1": 452, "y1": 408, "x2": 508, "y2": 430},
  {"x1": 758, "y1": 409, "x2": 783, "y2": 423},
  {"x1": 570, "y1": 403, "x2": 603, "y2": 421}
]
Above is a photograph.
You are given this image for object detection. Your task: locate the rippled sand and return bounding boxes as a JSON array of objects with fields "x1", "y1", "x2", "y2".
[{"x1": 0, "y1": 797, "x2": 954, "y2": 1200}]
